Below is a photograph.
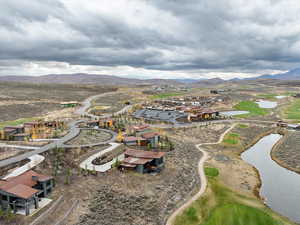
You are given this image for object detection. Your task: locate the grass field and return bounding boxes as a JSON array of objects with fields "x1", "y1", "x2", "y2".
[
  {"x1": 223, "y1": 133, "x2": 240, "y2": 145},
  {"x1": 150, "y1": 92, "x2": 184, "y2": 99},
  {"x1": 238, "y1": 123, "x2": 249, "y2": 128},
  {"x1": 257, "y1": 93, "x2": 277, "y2": 100},
  {"x1": 0, "y1": 117, "x2": 38, "y2": 130},
  {"x1": 174, "y1": 171, "x2": 289, "y2": 225},
  {"x1": 234, "y1": 101, "x2": 268, "y2": 117},
  {"x1": 204, "y1": 167, "x2": 219, "y2": 177},
  {"x1": 283, "y1": 99, "x2": 300, "y2": 120}
]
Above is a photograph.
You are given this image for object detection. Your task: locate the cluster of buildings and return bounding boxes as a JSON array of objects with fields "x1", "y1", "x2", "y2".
[
  {"x1": 134, "y1": 95, "x2": 227, "y2": 124},
  {"x1": 0, "y1": 170, "x2": 54, "y2": 216},
  {"x1": 0, "y1": 121, "x2": 65, "y2": 141},
  {"x1": 122, "y1": 124, "x2": 160, "y2": 148}
]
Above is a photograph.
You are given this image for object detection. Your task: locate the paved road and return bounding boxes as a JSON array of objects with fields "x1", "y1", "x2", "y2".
[
  {"x1": 166, "y1": 124, "x2": 237, "y2": 225},
  {"x1": 80, "y1": 143, "x2": 122, "y2": 172},
  {"x1": 0, "y1": 91, "x2": 124, "y2": 169}
]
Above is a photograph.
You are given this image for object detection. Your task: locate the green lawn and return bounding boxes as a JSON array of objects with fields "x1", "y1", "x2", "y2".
[
  {"x1": 174, "y1": 177, "x2": 288, "y2": 225},
  {"x1": 257, "y1": 93, "x2": 277, "y2": 100},
  {"x1": 283, "y1": 99, "x2": 300, "y2": 120},
  {"x1": 234, "y1": 101, "x2": 268, "y2": 117},
  {"x1": 204, "y1": 167, "x2": 219, "y2": 177},
  {"x1": 0, "y1": 117, "x2": 38, "y2": 130},
  {"x1": 202, "y1": 203, "x2": 282, "y2": 225},
  {"x1": 238, "y1": 123, "x2": 249, "y2": 128},
  {"x1": 223, "y1": 133, "x2": 240, "y2": 145},
  {"x1": 150, "y1": 92, "x2": 184, "y2": 99}
]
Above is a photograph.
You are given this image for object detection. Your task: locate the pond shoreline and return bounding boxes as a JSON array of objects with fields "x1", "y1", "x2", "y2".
[{"x1": 241, "y1": 132, "x2": 300, "y2": 224}]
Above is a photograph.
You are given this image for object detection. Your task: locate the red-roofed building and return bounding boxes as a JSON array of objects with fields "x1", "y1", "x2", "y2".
[
  {"x1": 0, "y1": 170, "x2": 54, "y2": 216},
  {"x1": 119, "y1": 149, "x2": 165, "y2": 173}
]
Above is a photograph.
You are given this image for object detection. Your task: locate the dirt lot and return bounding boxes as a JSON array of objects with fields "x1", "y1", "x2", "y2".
[
  {"x1": 66, "y1": 129, "x2": 112, "y2": 146},
  {"x1": 90, "y1": 89, "x2": 145, "y2": 115},
  {"x1": 0, "y1": 82, "x2": 117, "y2": 122},
  {"x1": 272, "y1": 130, "x2": 300, "y2": 174}
]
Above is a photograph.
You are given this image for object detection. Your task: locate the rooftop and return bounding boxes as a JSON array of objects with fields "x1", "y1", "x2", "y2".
[{"x1": 124, "y1": 149, "x2": 165, "y2": 159}]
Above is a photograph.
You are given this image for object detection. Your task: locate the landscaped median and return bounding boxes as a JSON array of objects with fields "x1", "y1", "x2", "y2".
[
  {"x1": 233, "y1": 101, "x2": 269, "y2": 117},
  {"x1": 174, "y1": 167, "x2": 290, "y2": 225}
]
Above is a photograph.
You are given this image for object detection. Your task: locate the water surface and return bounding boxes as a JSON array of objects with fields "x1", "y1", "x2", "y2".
[
  {"x1": 241, "y1": 134, "x2": 300, "y2": 223},
  {"x1": 256, "y1": 100, "x2": 277, "y2": 108},
  {"x1": 220, "y1": 111, "x2": 249, "y2": 116}
]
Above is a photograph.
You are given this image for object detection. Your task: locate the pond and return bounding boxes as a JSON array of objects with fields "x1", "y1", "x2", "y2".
[
  {"x1": 241, "y1": 134, "x2": 300, "y2": 223},
  {"x1": 220, "y1": 111, "x2": 249, "y2": 116},
  {"x1": 256, "y1": 100, "x2": 278, "y2": 109}
]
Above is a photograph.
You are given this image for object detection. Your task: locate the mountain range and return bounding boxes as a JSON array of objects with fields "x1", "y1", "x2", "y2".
[{"x1": 0, "y1": 68, "x2": 300, "y2": 85}]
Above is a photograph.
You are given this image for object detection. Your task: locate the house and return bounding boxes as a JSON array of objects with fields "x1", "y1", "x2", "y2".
[
  {"x1": 123, "y1": 136, "x2": 138, "y2": 146},
  {"x1": 123, "y1": 136, "x2": 148, "y2": 146},
  {"x1": 12, "y1": 133, "x2": 31, "y2": 141},
  {"x1": 0, "y1": 170, "x2": 54, "y2": 216},
  {"x1": 119, "y1": 149, "x2": 165, "y2": 173},
  {"x1": 132, "y1": 124, "x2": 151, "y2": 135},
  {"x1": 141, "y1": 132, "x2": 160, "y2": 147},
  {"x1": 2, "y1": 126, "x2": 25, "y2": 140}
]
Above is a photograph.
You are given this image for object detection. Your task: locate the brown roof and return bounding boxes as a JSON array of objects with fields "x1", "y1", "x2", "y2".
[
  {"x1": 6, "y1": 184, "x2": 39, "y2": 199},
  {"x1": 123, "y1": 157, "x2": 152, "y2": 165},
  {"x1": 141, "y1": 132, "x2": 159, "y2": 139},
  {"x1": 124, "y1": 149, "x2": 165, "y2": 159},
  {"x1": 0, "y1": 170, "x2": 53, "y2": 199},
  {"x1": 124, "y1": 136, "x2": 138, "y2": 142},
  {"x1": 133, "y1": 124, "x2": 149, "y2": 131}
]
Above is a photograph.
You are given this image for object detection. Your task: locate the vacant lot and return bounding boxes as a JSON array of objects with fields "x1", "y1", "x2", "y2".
[
  {"x1": 66, "y1": 129, "x2": 112, "y2": 146},
  {"x1": 0, "y1": 82, "x2": 117, "y2": 122}
]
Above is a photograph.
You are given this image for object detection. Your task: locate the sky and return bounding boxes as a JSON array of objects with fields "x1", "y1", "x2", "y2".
[{"x1": 0, "y1": 0, "x2": 299, "y2": 79}]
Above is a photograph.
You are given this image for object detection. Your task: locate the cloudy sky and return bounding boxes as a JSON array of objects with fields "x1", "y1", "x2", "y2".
[{"x1": 0, "y1": 0, "x2": 299, "y2": 79}]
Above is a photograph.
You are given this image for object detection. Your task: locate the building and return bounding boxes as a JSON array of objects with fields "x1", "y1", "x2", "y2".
[
  {"x1": 12, "y1": 133, "x2": 31, "y2": 141},
  {"x1": 141, "y1": 132, "x2": 160, "y2": 147},
  {"x1": 123, "y1": 136, "x2": 138, "y2": 146},
  {"x1": 2, "y1": 126, "x2": 25, "y2": 140},
  {"x1": 0, "y1": 170, "x2": 54, "y2": 216},
  {"x1": 119, "y1": 149, "x2": 165, "y2": 173},
  {"x1": 132, "y1": 124, "x2": 151, "y2": 135},
  {"x1": 86, "y1": 120, "x2": 100, "y2": 128}
]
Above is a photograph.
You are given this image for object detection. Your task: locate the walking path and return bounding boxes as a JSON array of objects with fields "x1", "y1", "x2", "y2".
[
  {"x1": 166, "y1": 124, "x2": 236, "y2": 225},
  {"x1": 79, "y1": 143, "x2": 122, "y2": 172},
  {"x1": 0, "y1": 143, "x2": 41, "y2": 150},
  {"x1": 3, "y1": 154, "x2": 45, "y2": 179}
]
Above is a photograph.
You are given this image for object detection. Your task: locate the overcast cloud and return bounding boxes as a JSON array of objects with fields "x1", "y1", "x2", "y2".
[{"x1": 0, "y1": 0, "x2": 299, "y2": 79}]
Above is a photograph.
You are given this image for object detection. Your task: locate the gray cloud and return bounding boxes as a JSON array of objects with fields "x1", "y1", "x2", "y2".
[{"x1": 0, "y1": 0, "x2": 300, "y2": 78}]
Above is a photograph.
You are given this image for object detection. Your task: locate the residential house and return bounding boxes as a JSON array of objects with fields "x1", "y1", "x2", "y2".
[
  {"x1": 0, "y1": 170, "x2": 54, "y2": 216},
  {"x1": 119, "y1": 149, "x2": 165, "y2": 173},
  {"x1": 141, "y1": 132, "x2": 160, "y2": 148}
]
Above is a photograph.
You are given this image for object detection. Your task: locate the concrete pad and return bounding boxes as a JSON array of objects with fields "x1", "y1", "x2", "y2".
[{"x1": 16, "y1": 198, "x2": 52, "y2": 216}]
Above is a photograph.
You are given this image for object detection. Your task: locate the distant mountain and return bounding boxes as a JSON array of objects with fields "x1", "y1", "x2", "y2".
[
  {"x1": 0, "y1": 73, "x2": 180, "y2": 86},
  {"x1": 172, "y1": 78, "x2": 207, "y2": 84},
  {"x1": 195, "y1": 78, "x2": 225, "y2": 86},
  {"x1": 253, "y1": 68, "x2": 300, "y2": 80}
]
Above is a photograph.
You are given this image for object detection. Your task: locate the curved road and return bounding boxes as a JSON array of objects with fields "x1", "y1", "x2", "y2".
[
  {"x1": 166, "y1": 124, "x2": 236, "y2": 225},
  {"x1": 0, "y1": 91, "x2": 130, "y2": 169}
]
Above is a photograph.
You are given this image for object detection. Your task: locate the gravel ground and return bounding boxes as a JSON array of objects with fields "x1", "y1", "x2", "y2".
[
  {"x1": 272, "y1": 131, "x2": 300, "y2": 173},
  {"x1": 66, "y1": 129, "x2": 112, "y2": 145},
  {"x1": 74, "y1": 139, "x2": 202, "y2": 225}
]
